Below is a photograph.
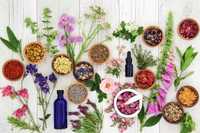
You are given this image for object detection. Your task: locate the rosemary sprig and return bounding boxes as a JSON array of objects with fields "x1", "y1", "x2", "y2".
[
  {"x1": 156, "y1": 12, "x2": 174, "y2": 79},
  {"x1": 8, "y1": 117, "x2": 39, "y2": 131},
  {"x1": 132, "y1": 44, "x2": 157, "y2": 69}
]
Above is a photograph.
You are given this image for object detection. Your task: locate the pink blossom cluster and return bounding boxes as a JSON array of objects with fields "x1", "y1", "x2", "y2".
[
  {"x1": 13, "y1": 104, "x2": 28, "y2": 119},
  {"x1": 147, "y1": 56, "x2": 174, "y2": 115},
  {"x1": 57, "y1": 14, "x2": 82, "y2": 47}
]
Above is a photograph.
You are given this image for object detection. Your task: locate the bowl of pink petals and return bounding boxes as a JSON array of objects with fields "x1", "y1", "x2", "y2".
[{"x1": 114, "y1": 89, "x2": 143, "y2": 118}]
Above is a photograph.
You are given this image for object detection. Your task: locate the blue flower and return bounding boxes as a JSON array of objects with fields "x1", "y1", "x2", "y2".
[
  {"x1": 34, "y1": 73, "x2": 49, "y2": 94},
  {"x1": 26, "y1": 64, "x2": 38, "y2": 75},
  {"x1": 48, "y1": 73, "x2": 57, "y2": 83}
]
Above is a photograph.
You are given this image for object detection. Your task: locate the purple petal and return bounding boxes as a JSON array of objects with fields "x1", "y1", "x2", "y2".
[{"x1": 57, "y1": 33, "x2": 67, "y2": 47}]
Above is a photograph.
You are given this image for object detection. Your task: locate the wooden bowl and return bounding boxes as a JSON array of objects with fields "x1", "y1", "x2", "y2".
[{"x1": 176, "y1": 85, "x2": 199, "y2": 107}]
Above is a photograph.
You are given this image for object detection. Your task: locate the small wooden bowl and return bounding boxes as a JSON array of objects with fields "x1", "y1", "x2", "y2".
[
  {"x1": 176, "y1": 85, "x2": 199, "y2": 107},
  {"x1": 66, "y1": 83, "x2": 88, "y2": 104},
  {"x1": 162, "y1": 102, "x2": 184, "y2": 124},
  {"x1": 73, "y1": 61, "x2": 94, "y2": 82},
  {"x1": 134, "y1": 69, "x2": 156, "y2": 90},
  {"x1": 177, "y1": 18, "x2": 199, "y2": 40},
  {"x1": 2, "y1": 59, "x2": 25, "y2": 81},
  {"x1": 24, "y1": 42, "x2": 46, "y2": 64},
  {"x1": 88, "y1": 43, "x2": 110, "y2": 64},
  {"x1": 52, "y1": 54, "x2": 72, "y2": 75},
  {"x1": 142, "y1": 26, "x2": 164, "y2": 47}
]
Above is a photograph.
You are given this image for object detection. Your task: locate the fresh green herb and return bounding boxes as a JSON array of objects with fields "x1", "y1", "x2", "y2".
[
  {"x1": 85, "y1": 73, "x2": 107, "y2": 102},
  {"x1": 76, "y1": 5, "x2": 111, "y2": 63},
  {"x1": 113, "y1": 21, "x2": 143, "y2": 43},
  {"x1": 0, "y1": 27, "x2": 24, "y2": 61},
  {"x1": 138, "y1": 104, "x2": 146, "y2": 125},
  {"x1": 132, "y1": 44, "x2": 157, "y2": 69},
  {"x1": 180, "y1": 113, "x2": 196, "y2": 133},
  {"x1": 174, "y1": 46, "x2": 198, "y2": 88},
  {"x1": 25, "y1": 8, "x2": 59, "y2": 56},
  {"x1": 156, "y1": 12, "x2": 174, "y2": 79},
  {"x1": 106, "y1": 67, "x2": 121, "y2": 78},
  {"x1": 7, "y1": 117, "x2": 39, "y2": 132}
]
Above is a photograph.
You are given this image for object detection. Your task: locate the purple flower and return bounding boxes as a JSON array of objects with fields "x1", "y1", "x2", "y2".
[
  {"x1": 48, "y1": 73, "x2": 57, "y2": 83},
  {"x1": 26, "y1": 64, "x2": 38, "y2": 75},
  {"x1": 57, "y1": 33, "x2": 67, "y2": 47},
  {"x1": 78, "y1": 105, "x2": 88, "y2": 115},
  {"x1": 64, "y1": 24, "x2": 74, "y2": 33},
  {"x1": 156, "y1": 95, "x2": 165, "y2": 109},
  {"x1": 34, "y1": 73, "x2": 49, "y2": 94},
  {"x1": 147, "y1": 102, "x2": 160, "y2": 115},
  {"x1": 58, "y1": 14, "x2": 75, "y2": 30},
  {"x1": 67, "y1": 36, "x2": 83, "y2": 44}
]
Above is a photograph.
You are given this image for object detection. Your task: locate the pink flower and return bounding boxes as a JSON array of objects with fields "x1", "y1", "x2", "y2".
[
  {"x1": 100, "y1": 78, "x2": 118, "y2": 93},
  {"x1": 1, "y1": 85, "x2": 14, "y2": 97},
  {"x1": 17, "y1": 89, "x2": 29, "y2": 99},
  {"x1": 107, "y1": 58, "x2": 123, "y2": 68},
  {"x1": 13, "y1": 105, "x2": 28, "y2": 119},
  {"x1": 57, "y1": 33, "x2": 67, "y2": 47},
  {"x1": 147, "y1": 102, "x2": 160, "y2": 115},
  {"x1": 58, "y1": 14, "x2": 75, "y2": 30}
]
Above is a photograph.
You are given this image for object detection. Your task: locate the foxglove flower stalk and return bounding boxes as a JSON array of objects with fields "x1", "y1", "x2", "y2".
[{"x1": 147, "y1": 55, "x2": 174, "y2": 115}]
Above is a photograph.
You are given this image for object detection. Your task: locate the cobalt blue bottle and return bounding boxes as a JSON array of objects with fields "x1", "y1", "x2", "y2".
[
  {"x1": 54, "y1": 90, "x2": 68, "y2": 129},
  {"x1": 125, "y1": 51, "x2": 133, "y2": 77}
]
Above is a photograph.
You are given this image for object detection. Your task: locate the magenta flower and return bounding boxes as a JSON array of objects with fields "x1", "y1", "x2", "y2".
[
  {"x1": 1, "y1": 85, "x2": 14, "y2": 97},
  {"x1": 17, "y1": 88, "x2": 29, "y2": 99},
  {"x1": 57, "y1": 33, "x2": 67, "y2": 47},
  {"x1": 67, "y1": 36, "x2": 83, "y2": 44},
  {"x1": 64, "y1": 24, "x2": 74, "y2": 33},
  {"x1": 13, "y1": 104, "x2": 28, "y2": 119},
  {"x1": 147, "y1": 102, "x2": 160, "y2": 115}
]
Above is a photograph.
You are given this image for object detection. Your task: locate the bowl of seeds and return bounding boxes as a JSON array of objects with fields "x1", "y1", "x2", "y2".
[
  {"x1": 143, "y1": 26, "x2": 163, "y2": 47},
  {"x1": 66, "y1": 83, "x2": 88, "y2": 104},
  {"x1": 73, "y1": 61, "x2": 94, "y2": 82},
  {"x1": 52, "y1": 54, "x2": 72, "y2": 75},
  {"x1": 162, "y1": 102, "x2": 184, "y2": 124},
  {"x1": 24, "y1": 42, "x2": 46, "y2": 64},
  {"x1": 88, "y1": 43, "x2": 110, "y2": 64},
  {"x1": 176, "y1": 85, "x2": 199, "y2": 107}
]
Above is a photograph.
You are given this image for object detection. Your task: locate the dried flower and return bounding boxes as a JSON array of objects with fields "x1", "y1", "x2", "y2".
[
  {"x1": 69, "y1": 112, "x2": 80, "y2": 116},
  {"x1": 100, "y1": 78, "x2": 118, "y2": 94},
  {"x1": 1, "y1": 85, "x2": 14, "y2": 97},
  {"x1": 17, "y1": 89, "x2": 29, "y2": 99},
  {"x1": 78, "y1": 105, "x2": 88, "y2": 115}
]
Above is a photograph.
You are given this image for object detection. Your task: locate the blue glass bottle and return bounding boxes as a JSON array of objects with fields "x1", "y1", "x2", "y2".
[
  {"x1": 54, "y1": 90, "x2": 68, "y2": 129},
  {"x1": 125, "y1": 51, "x2": 133, "y2": 77}
]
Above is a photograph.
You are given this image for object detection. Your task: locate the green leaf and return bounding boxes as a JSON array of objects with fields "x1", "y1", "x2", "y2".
[
  {"x1": 7, "y1": 26, "x2": 20, "y2": 48},
  {"x1": 143, "y1": 114, "x2": 162, "y2": 127},
  {"x1": 45, "y1": 114, "x2": 51, "y2": 120},
  {"x1": 95, "y1": 73, "x2": 101, "y2": 84},
  {"x1": 85, "y1": 80, "x2": 95, "y2": 88},
  {"x1": 0, "y1": 37, "x2": 18, "y2": 52},
  {"x1": 180, "y1": 113, "x2": 196, "y2": 133},
  {"x1": 138, "y1": 105, "x2": 146, "y2": 124},
  {"x1": 176, "y1": 47, "x2": 182, "y2": 60}
]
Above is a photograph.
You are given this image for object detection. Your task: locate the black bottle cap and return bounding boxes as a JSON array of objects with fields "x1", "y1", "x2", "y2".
[{"x1": 57, "y1": 90, "x2": 64, "y2": 96}]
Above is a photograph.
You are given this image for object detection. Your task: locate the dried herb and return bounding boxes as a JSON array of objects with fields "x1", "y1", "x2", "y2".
[
  {"x1": 25, "y1": 8, "x2": 59, "y2": 56},
  {"x1": 132, "y1": 44, "x2": 157, "y2": 69},
  {"x1": 156, "y1": 12, "x2": 174, "y2": 79},
  {"x1": 174, "y1": 46, "x2": 198, "y2": 88},
  {"x1": 0, "y1": 27, "x2": 24, "y2": 60},
  {"x1": 180, "y1": 113, "x2": 196, "y2": 133},
  {"x1": 85, "y1": 73, "x2": 107, "y2": 102},
  {"x1": 113, "y1": 21, "x2": 143, "y2": 43}
]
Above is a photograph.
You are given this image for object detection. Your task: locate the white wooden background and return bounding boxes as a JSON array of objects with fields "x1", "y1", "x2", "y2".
[{"x1": 0, "y1": 0, "x2": 200, "y2": 133}]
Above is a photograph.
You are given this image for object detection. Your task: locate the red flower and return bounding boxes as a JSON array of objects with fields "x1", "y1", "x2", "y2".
[
  {"x1": 1, "y1": 85, "x2": 14, "y2": 97},
  {"x1": 17, "y1": 88, "x2": 29, "y2": 99},
  {"x1": 13, "y1": 104, "x2": 28, "y2": 119}
]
